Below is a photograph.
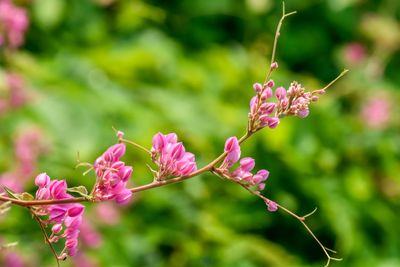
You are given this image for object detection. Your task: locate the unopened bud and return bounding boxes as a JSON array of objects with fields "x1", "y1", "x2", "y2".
[{"x1": 270, "y1": 62, "x2": 278, "y2": 70}]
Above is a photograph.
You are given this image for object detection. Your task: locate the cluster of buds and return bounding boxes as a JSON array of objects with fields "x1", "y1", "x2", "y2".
[
  {"x1": 249, "y1": 80, "x2": 280, "y2": 131},
  {"x1": 34, "y1": 173, "x2": 85, "y2": 257},
  {"x1": 220, "y1": 137, "x2": 271, "y2": 192},
  {"x1": 275, "y1": 81, "x2": 325, "y2": 118},
  {"x1": 151, "y1": 132, "x2": 197, "y2": 180},
  {"x1": 0, "y1": 0, "x2": 29, "y2": 49},
  {"x1": 92, "y1": 143, "x2": 133, "y2": 204}
]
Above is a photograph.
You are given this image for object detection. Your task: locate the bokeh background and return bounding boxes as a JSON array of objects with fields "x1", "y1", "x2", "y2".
[{"x1": 1, "y1": 0, "x2": 400, "y2": 266}]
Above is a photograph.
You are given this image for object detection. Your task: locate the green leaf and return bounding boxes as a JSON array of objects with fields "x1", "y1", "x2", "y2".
[
  {"x1": 18, "y1": 192, "x2": 35, "y2": 201},
  {"x1": 67, "y1": 186, "x2": 89, "y2": 197},
  {"x1": 3, "y1": 187, "x2": 19, "y2": 200}
]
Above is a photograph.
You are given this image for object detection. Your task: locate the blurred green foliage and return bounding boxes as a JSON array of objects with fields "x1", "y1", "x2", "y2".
[{"x1": 1, "y1": 0, "x2": 400, "y2": 266}]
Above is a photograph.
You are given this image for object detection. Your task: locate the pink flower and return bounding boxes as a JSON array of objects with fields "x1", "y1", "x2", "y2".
[
  {"x1": 275, "y1": 87, "x2": 287, "y2": 100},
  {"x1": 266, "y1": 200, "x2": 278, "y2": 212},
  {"x1": 253, "y1": 83, "x2": 263, "y2": 93},
  {"x1": 34, "y1": 173, "x2": 85, "y2": 257},
  {"x1": 223, "y1": 137, "x2": 241, "y2": 167},
  {"x1": 93, "y1": 143, "x2": 133, "y2": 204},
  {"x1": 151, "y1": 132, "x2": 197, "y2": 180}
]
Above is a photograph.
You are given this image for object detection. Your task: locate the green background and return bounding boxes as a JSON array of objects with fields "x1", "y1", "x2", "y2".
[{"x1": 1, "y1": 0, "x2": 400, "y2": 266}]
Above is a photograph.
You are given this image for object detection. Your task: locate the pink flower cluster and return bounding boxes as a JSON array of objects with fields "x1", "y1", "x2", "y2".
[
  {"x1": 0, "y1": 0, "x2": 29, "y2": 49},
  {"x1": 275, "y1": 81, "x2": 325, "y2": 118},
  {"x1": 93, "y1": 143, "x2": 133, "y2": 204},
  {"x1": 221, "y1": 137, "x2": 270, "y2": 191},
  {"x1": 249, "y1": 78, "x2": 325, "y2": 131},
  {"x1": 35, "y1": 173, "x2": 85, "y2": 257},
  {"x1": 151, "y1": 132, "x2": 197, "y2": 180},
  {"x1": 250, "y1": 80, "x2": 280, "y2": 130}
]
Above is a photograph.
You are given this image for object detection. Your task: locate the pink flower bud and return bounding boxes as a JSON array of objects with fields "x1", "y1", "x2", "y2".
[
  {"x1": 65, "y1": 216, "x2": 83, "y2": 230},
  {"x1": 266, "y1": 80, "x2": 275, "y2": 88},
  {"x1": 253, "y1": 83, "x2": 263, "y2": 93},
  {"x1": 267, "y1": 201, "x2": 278, "y2": 212},
  {"x1": 111, "y1": 161, "x2": 125, "y2": 170},
  {"x1": 239, "y1": 157, "x2": 255, "y2": 172},
  {"x1": 170, "y1": 143, "x2": 185, "y2": 160},
  {"x1": 249, "y1": 96, "x2": 258, "y2": 114},
  {"x1": 109, "y1": 143, "x2": 126, "y2": 159},
  {"x1": 49, "y1": 180, "x2": 68, "y2": 199},
  {"x1": 116, "y1": 131, "x2": 124, "y2": 139},
  {"x1": 263, "y1": 87, "x2": 273, "y2": 99},
  {"x1": 35, "y1": 173, "x2": 50, "y2": 188},
  {"x1": 49, "y1": 206, "x2": 67, "y2": 223},
  {"x1": 66, "y1": 238, "x2": 78, "y2": 249},
  {"x1": 152, "y1": 132, "x2": 166, "y2": 152},
  {"x1": 261, "y1": 102, "x2": 276, "y2": 114},
  {"x1": 242, "y1": 172, "x2": 253, "y2": 181},
  {"x1": 68, "y1": 205, "x2": 85, "y2": 217},
  {"x1": 118, "y1": 166, "x2": 132, "y2": 181},
  {"x1": 52, "y1": 224, "x2": 63, "y2": 234},
  {"x1": 268, "y1": 117, "x2": 280, "y2": 128},
  {"x1": 224, "y1": 137, "x2": 239, "y2": 153},
  {"x1": 258, "y1": 183, "x2": 266, "y2": 190},
  {"x1": 275, "y1": 87, "x2": 286, "y2": 100},
  {"x1": 270, "y1": 62, "x2": 278, "y2": 70},
  {"x1": 297, "y1": 108, "x2": 310, "y2": 118},
  {"x1": 36, "y1": 187, "x2": 50, "y2": 199},
  {"x1": 224, "y1": 137, "x2": 241, "y2": 167},
  {"x1": 165, "y1": 133, "x2": 177, "y2": 143},
  {"x1": 115, "y1": 189, "x2": 132, "y2": 205}
]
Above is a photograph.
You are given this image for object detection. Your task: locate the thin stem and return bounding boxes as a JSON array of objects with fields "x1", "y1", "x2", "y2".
[
  {"x1": 264, "y1": 4, "x2": 297, "y2": 84},
  {"x1": 32, "y1": 212, "x2": 61, "y2": 267},
  {"x1": 320, "y1": 69, "x2": 349, "y2": 91},
  {"x1": 120, "y1": 138, "x2": 151, "y2": 155},
  {"x1": 0, "y1": 195, "x2": 86, "y2": 207},
  {"x1": 230, "y1": 179, "x2": 341, "y2": 267}
]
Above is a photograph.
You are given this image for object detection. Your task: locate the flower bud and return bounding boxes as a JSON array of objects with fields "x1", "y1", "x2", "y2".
[
  {"x1": 52, "y1": 224, "x2": 63, "y2": 234},
  {"x1": 68, "y1": 205, "x2": 85, "y2": 217},
  {"x1": 270, "y1": 62, "x2": 278, "y2": 70},
  {"x1": 35, "y1": 173, "x2": 50, "y2": 188},
  {"x1": 253, "y1": 83, "x2": 263, "y2": 93},
  {"x1": 115, "y1": 189, "x2": 132, "y2": 205},
  {"x1": 275, "y1": 87, "x2": 286, "y2": 100},
  {"x1": 239, "y1": 157, "x2": 255, "y2": 172},
  {"x1": 116, "y1": 131, "x2": 124, "y2": 139},
  {"x1": 268, "y1": 117, "x2": 280, "y2": 128},
  {"x1": 266, "y1": 79, "x2": 275, "y2": 88},
  {"x1": 267, "y1": 201, "x2": 278, "y2": 212},
  {"x1": 118, "y1": 166, "x2": 133, "y2": 182},
  {"x1": 152, "y1": 132, "x2": 166, "y2": 152}
]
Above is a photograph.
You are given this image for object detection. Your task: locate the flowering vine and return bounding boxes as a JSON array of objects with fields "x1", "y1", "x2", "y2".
[{"x1": 0, "y1": 4, "x2": 348, "y2": 267}]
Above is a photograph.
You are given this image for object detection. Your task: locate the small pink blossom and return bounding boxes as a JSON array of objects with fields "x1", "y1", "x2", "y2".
[
  {"x1": 34, "y1": 173, "x2": 85, "y2": 257},
  {"x1": 270, "y1": 62, "x2": 279, "y2": 70},
  {"x1": 266, "y1": 200, "x2": 278, "y2": 212},
  {"x1": 93, "y1": 143, "x2": 133, "y2": 204},
  {"x1": 223, "y1": 136, "x2": 241, "y2": 167},
  {"x1": 151, "y1": 132, "x2": 197, "y2": 180},
  {"x1": 253, "y1": 83, "x2": 263, "y2": 93}
]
